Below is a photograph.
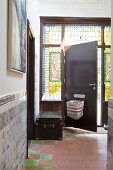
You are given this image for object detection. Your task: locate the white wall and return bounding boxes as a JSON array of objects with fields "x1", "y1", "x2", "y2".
[
  {"x1": 39, "y1": 0, "x2": 111, "y2": 17},
  {"x1": 111, "y1": 0, "x2": 113, "y2": 98},
  {"x1": 0, "y1": 0, "x2": 26, "y2": 96},
  {"x1": 27, "y1": 0, "x2": 40, "y2": 116},
  {"x1": 0, "y1": 0, "x2": 40, "y2": 112}
]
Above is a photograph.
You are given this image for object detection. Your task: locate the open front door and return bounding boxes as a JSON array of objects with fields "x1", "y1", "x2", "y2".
[{"x1": 65, "y1": 41, "x2": 97, "y2": 132}]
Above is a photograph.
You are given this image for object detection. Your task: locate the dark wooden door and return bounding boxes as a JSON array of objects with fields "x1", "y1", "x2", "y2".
[
  {"x1": 65, "y1": 41, "x2": 97, "y2": 132},
  {"x1": 27, "y1": 20, "x2": 35, "y2": 140}
]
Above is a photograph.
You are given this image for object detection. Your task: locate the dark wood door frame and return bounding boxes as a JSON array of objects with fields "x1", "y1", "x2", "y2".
[
  {"x1": 27, "y1": 19, "x2": 35, "y2": 157},
  {"x1": 40, "y1": 17, "x2": 111, "y2": 127}
]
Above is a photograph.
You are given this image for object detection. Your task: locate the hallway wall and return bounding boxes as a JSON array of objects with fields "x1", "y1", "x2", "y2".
[
  {"x1": 108, "y1": 1, "x2": 113, "y2": 170},
  {"x1": 0, "y1": 0, "x2": 40, "y2": 169},
  {"x1": 39, "y1": 0, "x2": 111, "y2": 17},
  {"x1": 0, "y1": 0, "x2": 39, "y2": 169},
  {"x1": 0, "y1": 0, "x2": 26, "y2": 96},
  {"x1": 0, "y1": 92, "x2": 27, "y2": 170},
  {"x1": 111, "y1": 1, "x2": 113, "y2": 98},
  {"x1": 0, "y1": 1, "x2": 27, "y2": 169},
  {"x1": 27, "y1": 0, "x2": 40, "y2": 118}
]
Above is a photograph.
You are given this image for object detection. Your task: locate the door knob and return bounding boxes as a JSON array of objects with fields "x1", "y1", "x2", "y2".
[
  {"x1": 93, "y1": 87, "x2": 96, "y2": 90},
  {"x1": 89, "y1": 83, "x2": 96, "y2": 86}
]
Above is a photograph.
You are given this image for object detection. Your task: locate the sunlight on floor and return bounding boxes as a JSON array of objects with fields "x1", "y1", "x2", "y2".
[{"x1": 21, "y1": 127, "x2": 107, "y2": 170}]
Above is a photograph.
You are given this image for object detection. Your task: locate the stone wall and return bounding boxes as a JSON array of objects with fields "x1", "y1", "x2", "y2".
[
  {"x1": 0, "y1": 91, "x2": 27, "y2": 170},
  {"x1": 108, "y1": 98, "x2": 113, "y2": 170}
]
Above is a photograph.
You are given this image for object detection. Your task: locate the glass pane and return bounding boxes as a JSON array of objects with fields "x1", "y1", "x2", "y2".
[
  {"x1": 104, "y1": 48, "x2": 111, "y2": 82},
  {"x1": 42, "y1": 47, "x2": 62, "y2": 101},
  {"x1": 104, "y1": 26, "x2": 111, "y2": 45},
  {"x1": 64, "y1": 25, "x2": 102, "y2": 45},
  {"x1": 104, "y1": 82, "x2": 111, "y2": 101},
  {"x1": 104, "y1": 48, "x2": 111, "y2": 101},
  {"x1": 43, "y1": 24, "x2": 62, "y2": 44}
]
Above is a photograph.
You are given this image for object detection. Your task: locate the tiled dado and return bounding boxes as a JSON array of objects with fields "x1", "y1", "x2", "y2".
[
  {"x1": 108, "y1": 98, "x2": 113, "y2": 170},
  {"x1": 0, "y1": 91, "x2": 27, "y2": 170},
  {"x1": 0, "y1": 91, "x2": 26, "y2": 106},
  {"x1": 108, "y1": 98, "x2": 113, "y2": 109}
]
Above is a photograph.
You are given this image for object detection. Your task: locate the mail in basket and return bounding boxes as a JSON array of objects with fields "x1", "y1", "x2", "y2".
[{"x1": 66, "y1": 100, "x2": 84, "y2": 120}]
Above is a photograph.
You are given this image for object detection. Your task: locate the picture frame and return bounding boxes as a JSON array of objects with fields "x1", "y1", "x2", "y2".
[{"x1": 8, "y1": 0, "x2": 27, "y2": 73}]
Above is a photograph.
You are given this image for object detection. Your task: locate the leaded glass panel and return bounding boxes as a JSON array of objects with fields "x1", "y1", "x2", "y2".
[
  {"x1": 43, "y1": 24, "x2": 62, "y2": 44},
  {"x1": 104, "y1": 48, "x2": 111, "y2": 101},
  {"x1": 64, "y1": 25, "x2": 102, "y2": 45},
  {"x1": 104, "y1": 26, "x2": 111, "y2": 45},
  {"x1": 42, "y1": 47, "x2": 62, "y2": 101}
]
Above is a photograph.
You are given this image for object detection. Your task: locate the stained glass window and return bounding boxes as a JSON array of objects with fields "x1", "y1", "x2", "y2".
[
  {"x1": 43, "y1": 24, "x2": 61, "y2": 44},
  {"x1": 104, "y1": 48, "x2": 111, "y2": 101},
  {"x1": 42, "y1": 23, "x2": 62, "y2": 101},
  {"x1": 64, "y1": 25, "x2": 102, "y2": 45},
  {"x1": 41, "y1": 21, "x2": 111, "y2": 106},
  {"x1": 49, "y1": 52, "x2": 61, "y2": 82},
  {"x1": 104, "y1": 26, "x2": 111, "y2": 45},
  {"x1": 42, "y1": 47, "x2": 62, "y2": 101}
]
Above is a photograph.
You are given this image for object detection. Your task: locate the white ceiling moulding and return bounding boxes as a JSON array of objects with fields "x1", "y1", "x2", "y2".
[
  {"x1": 40, "y1": 4, "x2": 110, "y2": 9},
  {"x1": 39, "y1": 0, "x2": 111, "y2": 17},
  {"x1": 39, "y1": 0, "x2": 111, "y2": 3},
  {"x1": 39, "y1": 8, "x2": 111, "y2": 18}
]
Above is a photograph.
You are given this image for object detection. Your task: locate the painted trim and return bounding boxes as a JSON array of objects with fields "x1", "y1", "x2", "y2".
[{"x1": 0, "y1": 91, "x2": 26, "y2": 106}]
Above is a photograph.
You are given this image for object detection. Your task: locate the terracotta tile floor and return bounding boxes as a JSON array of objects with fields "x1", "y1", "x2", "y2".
[{"x1": 21, "y1": 127, "x2": 107, "y2": 170}]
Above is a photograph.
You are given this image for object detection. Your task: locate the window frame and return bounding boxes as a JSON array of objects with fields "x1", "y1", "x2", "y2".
[{"x1": 40, "y1": 17, "x2": 111, "y2": 104}]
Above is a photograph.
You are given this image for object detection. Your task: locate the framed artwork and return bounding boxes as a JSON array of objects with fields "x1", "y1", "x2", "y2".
[
  {"x1": 49, "y1": 52, "x2": 61, "y2": 82},
  {"x1": 8, "y1": 0, "x2": 27, "y2": 73}
]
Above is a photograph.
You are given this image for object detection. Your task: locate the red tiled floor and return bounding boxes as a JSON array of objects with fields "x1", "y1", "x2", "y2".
[
  {"x1": 21, "y1": 168, "x2": 38, "y2": 170},
  {"x1": 22, "y1": 128, "x2": 107, "y2": 170},
  {"x1": 28, "y1": 154, "x2": 40, "y2": 160},
  {"x1": 38, "y1": 160, "x2": 54, "y2": 168}
]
